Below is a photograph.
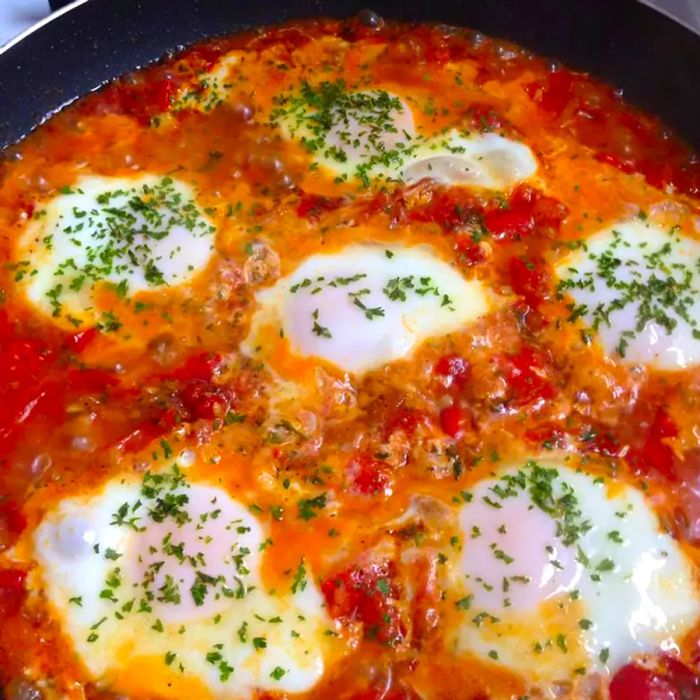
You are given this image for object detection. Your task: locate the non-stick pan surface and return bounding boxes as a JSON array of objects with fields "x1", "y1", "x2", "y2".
[{"x1": 0, "y1": 0, "x2": 699, "y2": 151}]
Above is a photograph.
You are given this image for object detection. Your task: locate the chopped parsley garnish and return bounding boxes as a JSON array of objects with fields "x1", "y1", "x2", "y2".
[
  {"x1": 607, "y1": 530, "x2": 624, "y2": 544},
  {"x1": 559, "y1": 227, "x2": 700, "y2": 357},
  {"x1": 297, "y1": 493, "x2": 327, "y2": 521},
  {"x1": 205, "y1": 644, "x2": 234, "y2": 682},
  {"x1": 455, "y1": 595, "x2": 473, "y2": 610},
  {"x1": 292, "y1": 263, "x2": 456, "y2": 340},
  {"x1": 270, "y1": 79, "x2": 420, "y2": 187},
  {"x1": 33, "y1": 177, "x2": 215, "y2": 324},
  {"x1": 291, "y1": 558, "x2": 308, "y2": 594},
  {"x1": 311, "y1": 308, "x2": 332, "y2": 338}
]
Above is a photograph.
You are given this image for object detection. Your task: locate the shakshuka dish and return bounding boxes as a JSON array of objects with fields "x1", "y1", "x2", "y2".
[{"x1": 1, "y1": 14, "x2": 700, "y2": 700}]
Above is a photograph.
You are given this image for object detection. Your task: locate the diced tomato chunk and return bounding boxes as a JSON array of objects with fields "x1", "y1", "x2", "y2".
[
  {"x1": 179, "y1": 380, "x2": 232, "y2": 421},
  {"x1": 524, "y1": 423, "x2": 565, "y2": 450},
  {"x1": 347, "y1": 453, "x2": 391, "y2": 495},
  {"x1": 296, "y1": 193, "x2": 343, "y2": 220},
  {"x1": 501, "y1": 346, "x2": 556, "y2": 408},
  {"x1": 0, "y1": 500, "x2": 26, "y2": 537},
  {"x1": 531, "y1": 194, "x2": 569, "y2": 229},
  {"x1": 439, "y1": 404, "x2": 470, "y2": 438},
  {"x1": 0, "y1": 381, "x2": 64, "y2": 445},
  {"x1": 661, "y1": 655, "x2": 700, "y2": 697},
  {"x1": 170, "y1": 352, "x2": 222, "y2": 382},
  {"x1": 384, "y1": 408, "x2": 423, "y2": 438},
  {"x1": 65, "y1": 327, "x2": 99, "y2": 353},
  {"x1": 0, "y1": 569, "x2": 26, "y2": 616},
  {"x1": 511, "y1": 184, "x2": 568, "y2": 230},
  {"x1": 92, "y1": 75, "x2": 175, "y2": 124},
  {"x1": 485, "y1": 186, "x2": 567, "y2": 243},
  {"x1": 182, "y1": 41, "x2": 230, "y2": 71},
  {"x1": 508, "y1": 256, "x2": 549, "y2": 308},
  {"x1": 434, "y1": 354, "x2": 470, "y2": 388},
  {"x1": 629, "y1": 408, "x2": 679, "y2": 481},
  {"x1": 150, "y1": 77, "x2": 174, "y2": 113},
  {"x1": 0, "y1": 337, "x2": 54, "y2": 385},
  {"x1": 580, "y1": 429, "x2": 623, "y2": 458},
  {"x1": 0, "y1": 309, "x2": 12, "y2": 340},
  {"x1": 609, "y1": 659, "x2": 699, "y2": 700},
  {"x1": 525, "y1": 70, "x2": 575, "y2": 116},
  {"x1": 66, "y1": 368, "x2": 118, "y2": 394},
  {"x1": 409, "y1": 189, "x2": 481, "y2": 231},
  {"x1": 483, "y1": 206, "x2": 533, "y2": 240},
  {"x1": 454, "y1": 235, "x2": 487, "y2": 266},
  {"x1": 322, "y1": 561, "x2": 403, "y2": 644}
]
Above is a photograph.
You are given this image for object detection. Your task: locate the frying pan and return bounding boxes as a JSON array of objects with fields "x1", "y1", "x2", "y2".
[
  {"x1": 0, "y1": 0, "x2": 699, "y2": 153},
  {"x1": 0, "y1": 0, "x2": 698, "y2": 697}
]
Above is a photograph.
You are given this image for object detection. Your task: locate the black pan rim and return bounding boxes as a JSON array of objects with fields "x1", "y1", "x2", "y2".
[{"x1": 0, "y1": 0, "x2": 699, "y2": 151}]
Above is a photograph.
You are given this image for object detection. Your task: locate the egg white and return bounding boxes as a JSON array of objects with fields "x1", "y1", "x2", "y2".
[
  {"x1": 556, "y1": 220, "x2": 700, "y2": 370},
  {"x1": 274, "y1": 85, "x2": 537, "y2": 189},
  {"x1": 170, "y1": 53, "x2": 242, "y2": 114},
  {"x1": 450, "y1": 459, "x2": 699, "y2": 683},
  {"x1": 15, "y1": 175, "x2": 216, "y2": 329},
  {"x1": 402, "y1": 131, "x2": 538, "y2": 190},
  {"x1": 242, "y1": 243, "x2": 491, "y2": 375},
  {"x1": 29, "y1": 468, "x2": 332, "y2": 698}
]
